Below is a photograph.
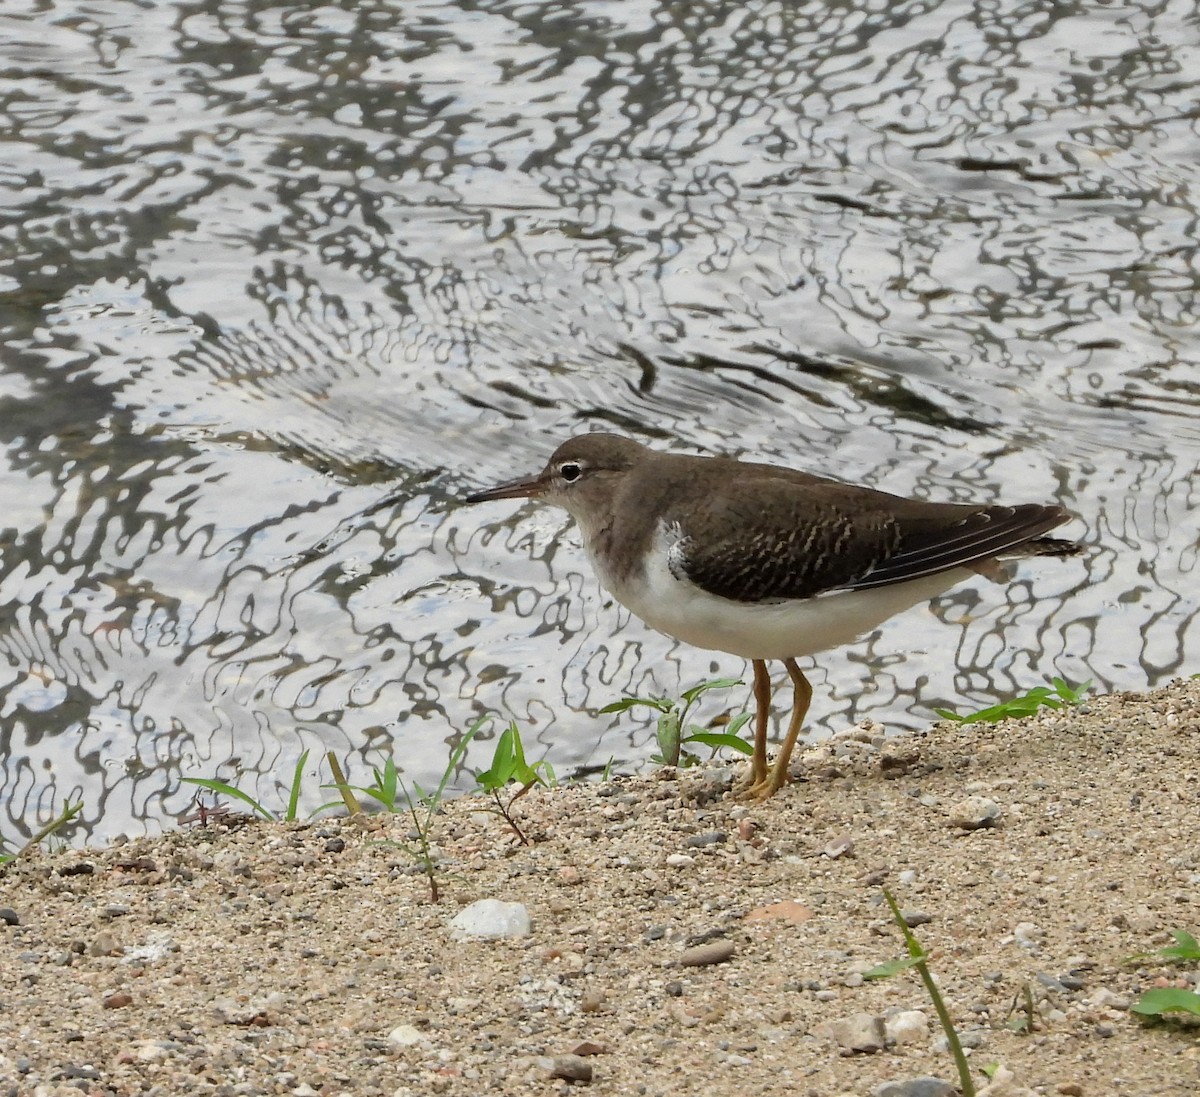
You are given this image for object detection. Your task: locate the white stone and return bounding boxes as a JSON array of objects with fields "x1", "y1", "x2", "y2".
[
  {"x1": 387, "y1": 1024, "x2": 425, "y2": 1047},
  {"x1": 885, "y1": 1008, "x2": 929, "y2": 1045},
  {"x1": 449, "y1": 899, "x2": 531, "y2": 939}
]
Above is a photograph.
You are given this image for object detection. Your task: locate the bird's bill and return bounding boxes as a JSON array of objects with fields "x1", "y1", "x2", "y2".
[{"x1": 465, "y1": 471, "x2": 549, "y2": 504}]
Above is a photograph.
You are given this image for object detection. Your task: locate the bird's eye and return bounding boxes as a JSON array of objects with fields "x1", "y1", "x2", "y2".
[{"x1": 559, "y1": 461, "x2": 583, "y2": 483}]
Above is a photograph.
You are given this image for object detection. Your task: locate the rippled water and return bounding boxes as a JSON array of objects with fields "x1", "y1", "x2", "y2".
[{"x1": 2, "y1": 0, "x2": 1197, "y2": 845}]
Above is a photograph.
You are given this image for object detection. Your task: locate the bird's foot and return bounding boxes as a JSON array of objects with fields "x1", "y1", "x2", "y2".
[{"x1": 737, "y1": 767, "x2": 790, "y2": 802}]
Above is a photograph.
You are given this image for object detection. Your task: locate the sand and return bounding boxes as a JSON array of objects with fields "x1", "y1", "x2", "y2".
[{"x1": 1, "y1": 678, "x2": 1198, "y2": 1097}]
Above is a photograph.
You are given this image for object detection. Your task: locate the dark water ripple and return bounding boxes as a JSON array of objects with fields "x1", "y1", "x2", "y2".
[{"x1": 1, "y1": 0, "x2": 1197, "y2": 843}]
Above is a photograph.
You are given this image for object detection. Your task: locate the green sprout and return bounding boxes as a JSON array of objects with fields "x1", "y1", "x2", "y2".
[
  {"x1": 473, "y1": 722, "x2": 554, "y2": 844},
  {"x1": 935, "y1": 677, "x2": 1091, "y2": 725},
  {"x1": 601, "y1": 677, "x2": 753, "y2": 767},
  {"x1": 184, "y1": 750, "x2": 311, "y2": 821},
  {"x1": 0, "y1": 799, "x2": 85, "y2": 865},
  {"x1": 866, "y1": 889, "x2": 976, "y2": 1097},
  {"x1": 1131, "y1": 930, "x2": 1200, "y2": 1023}
]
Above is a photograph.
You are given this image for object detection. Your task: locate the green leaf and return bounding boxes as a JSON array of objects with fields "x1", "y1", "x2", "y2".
[
  {"x1": 934, "y1": 677, "x2": 1091, "y2": 724},
  {"x1": 724, "y1": 712, "x2": 754, "y2": 736},
  {"x1": 599, "y1": 695, "x2": 672, "y2": 715},
  {"x1": 864, "y1": 955, "x2": 926, "y2": 979},
  {"x1": 284, "y1": 751, "x2": 311, "y2": 822},
  {"x1": 656, "y1": 711, "x2": 682, "y2": 767},
  {"x1": 1158, "y1": 930, "x2": 1200, "y2": 962},
  {"x1": 1131, "y1": 988, "x2": 1200, "y2": 1018},
  {"x1": 682, "y1": 731, "x2": 754, "y2": 756},
  {"x1": 182, "y1": 777, "x2": 274, "y2": 820},
  {"x1": 679, "y1": 677, "x2": 744, "y2": 704},
  {"x1": 476, "y1": 724, "x2": 548, "y2": 794}
]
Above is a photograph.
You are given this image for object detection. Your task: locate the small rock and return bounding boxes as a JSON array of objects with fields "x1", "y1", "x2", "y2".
[
  {"x1": 0, "y1": 908, "x2": 19, "y2": 926},
  {"x1": 1089, "y1": 987, "x2": 1130, "y2": 1010},
  {"x1": 387, "y1": 1024, "x2": 425, "y2": 1047},
  {"x1": 579, "y1": 989, "x2": 606, "y2": 1013},
  {"x1": 1013, "y1": 922, "x2": 1044, "y2": 949},
  {"x1": 323, "y1": 837, "x2": 345, "y2": 853},
  {"x1": 548, "y1": 1054, "x2": 592, "y2": 1082},
  {"x1": 664, "y1": 853, "x2": 694, "y2": 867},
  {"x1": 1056, "y1": 1085, "x2": 1084, "y2": 1096},
  {"x1": 977, "y1": 1065, "x2": 1039, "y2": 1097},
  {"x1": 901, "y1": 910, "x2": 932, "y2": 927},
  {"x1": 570, "y1": 1041, "x2": 605, "y2": 1056},
  {"x1": 823, "y1": 833, "x2": 854, "y2": 859},
  {"x1": 884, "y1": 1009, "x2": 929, "y2": 1045},
  {"x1": 682, "y1": 831, "x2": 726, "y2": 848},
  {"x1": 449, "y1": 900, "x2": 531, "y2": 940},
  {"x1": 743, "y1": 900, "x2": 813, "y2": 924},
  {"x1": 817, "y1": 1011, "x2": 886, "y2": 1053},
  {"x1": 89, "y1": 933, "x2": 120, "y2": 957},
  {"x1": 132, "y1": 1041, "x2": 168, "y2": 1063},
  {"x1": 948, "y1": 796, "x2": 1002, "y2": 829},
  {"x1": 679, "y1": 939, "x2": 735, "y2": 967},
  {"x1": 933, "y1": 1028, "x2": 986, "y2": 1052},
  {"x1": 103, "y1": 991, "x2": 133, "y2": 1009},
  {"x1": 872, "y1": 1078, "x2": 956, "y2": 1097},
  {"x1": 880, "y1": 749, "x2": 920, "y2": 777}
]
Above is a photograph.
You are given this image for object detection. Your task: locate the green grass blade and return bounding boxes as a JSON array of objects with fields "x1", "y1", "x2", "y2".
[
  {"x1": 182, "y1": 778, "x2": 274, "y2": 820},
  {"x1": 284, "y1": 750, "x2": 311, "y2": 822},
  {"x1": 865, "y1": 955, "x2": 926, "y2": 978}
]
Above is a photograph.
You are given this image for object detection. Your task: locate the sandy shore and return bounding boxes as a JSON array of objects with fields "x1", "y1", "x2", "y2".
[{"x1": 2, "y1": 678, "x2": 1198, "y2": 1097}]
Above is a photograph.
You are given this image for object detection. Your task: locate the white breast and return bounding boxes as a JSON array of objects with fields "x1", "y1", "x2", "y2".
[{"x1": 583, "y1": 520, "x2": 969, "y2": 661}]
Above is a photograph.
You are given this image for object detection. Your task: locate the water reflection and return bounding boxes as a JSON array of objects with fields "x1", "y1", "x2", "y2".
[{"x1": 0, "y1": 0, "x2": 1197, "y2": 846}]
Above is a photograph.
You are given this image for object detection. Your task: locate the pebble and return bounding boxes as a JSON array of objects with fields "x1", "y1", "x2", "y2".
[
  {"x1": 1089, "y1": 987, "x2": 1130, "y2": 1010},
  {"x1": 89, "y1": 932, "x2": 120, "y2": 957},
  {"x1": 823, "y1": 833, "x2": 854, "y2": 859},
  {"x1": 901, "y1": 910, "x2": 932, "y2": 927},
  {"x1": 884, "y1": 1009, "x2": 928, "y2": 1045},
  {"x1": 547, "y1": 1054, "x2": 593, "y2": 1082},
  {"x1": 0, "y1": 908, "x2": 19, "y2": 926},
  {"x1": 387, "y1": 1024, "x2": 425, "y2": 1047},
  {"x1": 934, "y1": 1028, "x2": 986, "y2": 1052},
  {"x1": 449, "y1": 900, "x2": 531, "y2": 940},
  {"x1": 948, "y1": 796, "x2": 1002, "y2": 829},
  {"x1": 1013, "y1": 921, "x2": 1044, "y2": 949},
  {"x1": 682, "y1": 831, "x2": 726, "y2": 848},
  {"x1": 679, "y1": 939, "x2": 735, "y2": 967},
  {"x1": 872, "y1": 1078, "x2": 957, "y2": 1097},
  {"x1": 102, "y1": 992, "x2": 133, "y2": 1009},
  {"x1": 818, "y1": 1011, "x2": 886, "y2": 1053},
  {"x1": 977, "y1": 1065, "x2": 1039, "y2": 1097}
]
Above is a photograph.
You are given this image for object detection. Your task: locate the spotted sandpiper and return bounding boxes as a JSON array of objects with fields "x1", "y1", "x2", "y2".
[{"x1": 467, "y1": 433, "x2": 1080, "y2": 800}]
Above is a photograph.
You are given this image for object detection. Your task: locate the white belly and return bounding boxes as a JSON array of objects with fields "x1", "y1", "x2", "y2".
[{"x1": 583, "y1": 526, "x2": 969, "y2": 661}]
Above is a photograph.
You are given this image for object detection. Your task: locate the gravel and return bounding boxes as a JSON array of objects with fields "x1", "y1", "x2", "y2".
[{"x1": 2, "y1": 679, "x2": 1199, "y2": 1095}]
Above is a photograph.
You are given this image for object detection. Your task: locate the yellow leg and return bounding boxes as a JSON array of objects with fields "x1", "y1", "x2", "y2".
[
  {"x1": 748, "y1": 658, "x2": 771, "y2": 787},
  {"x1": 744, "y1": 658, "x2": 812, "y2": 801},
  {"x1": 734, "y1": 657, "x2": 772, "y2": 787}
]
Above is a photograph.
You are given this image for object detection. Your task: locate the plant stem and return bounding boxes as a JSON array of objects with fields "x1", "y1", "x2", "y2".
[{"x1": 882, "y1": 888, "x2": 975, "y2": 1097}]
